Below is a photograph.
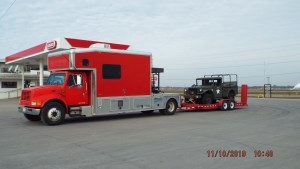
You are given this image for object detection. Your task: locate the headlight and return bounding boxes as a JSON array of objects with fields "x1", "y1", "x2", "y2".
[
  {"x1": 31, "y1": 101, "x2": 42, "y2": 106},
  {"x1": 199, "y1": 89, "x2": 202, "y2": 92}
]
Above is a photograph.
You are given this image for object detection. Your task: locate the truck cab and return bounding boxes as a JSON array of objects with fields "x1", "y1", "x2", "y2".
[{"x1": 19, "y1": 71, "x2": 90, "y2": 125}]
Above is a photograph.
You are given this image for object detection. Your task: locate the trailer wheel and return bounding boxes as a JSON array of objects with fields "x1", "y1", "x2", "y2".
[
  {"x1": 160, "y1": 99, "x2": 177, "y2": 115},
  {"x1": 220, "y1": 101, "x2": 228, "y2": 111},
  {"x1": 41, "y1": 102, "x2": 65, "y2": 126},
  {"x1": 24, "y1": 114, "x2": 41, "y2": 121},
  {"x1": 202, "y1": 93, "x2": 214, "y2": 104},
  {"x1": 229, "y1": 100, "x2": 235, "y2": 110}
]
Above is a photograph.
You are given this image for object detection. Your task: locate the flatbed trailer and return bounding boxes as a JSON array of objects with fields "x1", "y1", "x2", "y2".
[{"x1": 179, "y1": 84, "x2": 248, "y2": 111}]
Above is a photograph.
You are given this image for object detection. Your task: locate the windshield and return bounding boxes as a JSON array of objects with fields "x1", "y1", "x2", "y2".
[
  {"x1": 196, "y1": 79, "x2": 203, "y2": 86},
  {"x1": 47, "y1": 73, "x2": 66, "y2": 85},
  {"x1": 196, "y1": 79, "x2": 222, "y2": 86}
]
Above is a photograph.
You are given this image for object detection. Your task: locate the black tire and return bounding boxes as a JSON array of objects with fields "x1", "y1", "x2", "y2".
[
  {"x1": 24, "y1": 114, "x2": 41, "y2": 121},
  {"x1": 220, "y1": 101, "x2": 228, "y2": 111},
  {"x1": 141, "y1": 110, "x2": 154, "y2": 114},
  {"x1": 41, "y1": 102, "x2": 66, "y2": 126},
  {"x1": 228, "y1": 91, "x2": 235, "y2": 99},
  {"x1": 228, "y1": 100, "x2": 235, "y2": 110},
  {"x1": 159, "y1": 99, "x2": 177, "y2": 115},
  {"x1": 202, "y1": 93, "x2": 214, "y2": 104}
]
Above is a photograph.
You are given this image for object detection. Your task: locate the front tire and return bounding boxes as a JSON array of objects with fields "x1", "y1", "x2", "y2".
[
  {"x1": 202, "y1": 93, "x2": 214, "y2": 104},
  {"x1": 160, "y1": 99, "x2": 177, "y2": 115},
  {"x1": 24, "y1": 114, "x2": 41, "y2": 121},
  {"x1": 41, "y1": 102, "x2": 66, "y2": 126}
]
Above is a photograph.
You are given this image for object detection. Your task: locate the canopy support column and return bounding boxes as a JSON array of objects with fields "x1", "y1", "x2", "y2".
[
  {"x1": 39, "y1": 60, "x2": 44, "y2": 86},
  {"x1": 21, "y1": 65, "x2": 24, "y2": 89}
]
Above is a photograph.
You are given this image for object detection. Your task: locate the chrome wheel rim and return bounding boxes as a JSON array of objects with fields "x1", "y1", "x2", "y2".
[
  {"x1": 230, "y1": 102, "x2": 235, "y2": 109},
  {"x1": 167, "y1": 102, "x2": 175, "y2": 112},
  {"x1": 223, "y1": 102, "x2": 228, "y2": 110},
  {"x1": 47, "y1": 108, "x2": 61, "y2": 122}
]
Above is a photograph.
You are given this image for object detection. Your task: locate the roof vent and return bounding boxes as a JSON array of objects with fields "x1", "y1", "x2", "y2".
[{"x1": 89, "y1": 43, "x2": 111, "y2": 49}]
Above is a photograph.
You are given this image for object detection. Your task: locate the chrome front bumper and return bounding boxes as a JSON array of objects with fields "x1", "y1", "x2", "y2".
[{"x1": 18, "y1": 106, "x2": 41, "y2": 115}]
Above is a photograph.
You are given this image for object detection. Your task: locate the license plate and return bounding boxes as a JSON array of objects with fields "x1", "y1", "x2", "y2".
[{"x1": 23, "y1": 107, "x2": 26, "y2": 112}]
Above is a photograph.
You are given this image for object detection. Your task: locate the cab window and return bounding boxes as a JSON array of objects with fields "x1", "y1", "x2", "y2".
[{"x1": 67, "y1": 74, "x2": 82, "y2": 86}]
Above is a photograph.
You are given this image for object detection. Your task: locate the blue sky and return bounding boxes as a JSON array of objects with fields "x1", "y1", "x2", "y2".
[{"x1": 0, "y1": 0, "x2": 300, "y2": 86}]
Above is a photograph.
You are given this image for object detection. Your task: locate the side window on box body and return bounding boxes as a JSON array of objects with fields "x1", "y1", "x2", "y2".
[{"x1": 102, "y1": 64, "x2": 121, "y2": 79}]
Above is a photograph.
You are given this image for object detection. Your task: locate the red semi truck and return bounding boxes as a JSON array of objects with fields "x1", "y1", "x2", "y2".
[{"x1": 18, "y1": 47, "x2": 181, "y2": 125}]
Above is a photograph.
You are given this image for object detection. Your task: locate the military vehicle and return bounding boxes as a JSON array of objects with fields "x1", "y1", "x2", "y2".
[{"x1": 184, "y1": 74, "x2": 238, "y2": 104}]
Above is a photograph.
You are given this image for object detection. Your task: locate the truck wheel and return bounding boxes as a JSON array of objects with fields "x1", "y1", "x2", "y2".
[
  {"x1": 160, "y1": 99, "x2": 177, "y2": 115},
  {"x1": 202, "y1": 93, "x2": 214, "y2": 104},
  {"x1": 41, "y1": 102, "x2": 65, "y2": 126},
  {"x1": 229, "y1": 100, "x2": 235, "y2": 110},
  {"x1": 220, "y1": 101, "x2": 228, "y2": 111},
  {"x1": 24, "y1": 114, "x2": 41, "y2": 121}
]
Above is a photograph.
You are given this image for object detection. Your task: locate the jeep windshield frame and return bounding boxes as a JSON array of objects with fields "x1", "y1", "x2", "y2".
[
  {"x1": 204, "y1": 74, "x2": 238, "y2": 86},
  {"x1": 196, "y1": 77, "x2": 222, "y2": 86}
]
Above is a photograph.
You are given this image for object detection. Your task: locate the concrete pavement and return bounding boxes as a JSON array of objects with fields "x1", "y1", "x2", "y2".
[{"x1": 0, "y1": 98, "x2": 299, "y2": 169}]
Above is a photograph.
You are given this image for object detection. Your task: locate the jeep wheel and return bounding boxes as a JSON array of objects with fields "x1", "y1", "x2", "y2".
[
  {"x1": 202, "y1": 93, "x2": 214, "y2": 104},
  {"x1": 228, "y1": 91, "x2": 235, "y2": 99},
  {"x1": 24, "y1": 114, "x2": 41, "y2": 121},
  {"x1": 41, "y1": 102, "x2": 65, "y2": 126}
]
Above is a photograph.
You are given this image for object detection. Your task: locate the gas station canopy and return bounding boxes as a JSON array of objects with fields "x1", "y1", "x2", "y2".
[
  {"x1": 5, "y1": 37, "x2": 129, "y2": 66},
  {"x1": 4, "y1": 37, "x2": 129, "y2": 86}
]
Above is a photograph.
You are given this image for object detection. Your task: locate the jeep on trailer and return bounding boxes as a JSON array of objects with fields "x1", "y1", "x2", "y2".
[{"x1": 184, "y1": 74, "x2": 238, "y2": 104}]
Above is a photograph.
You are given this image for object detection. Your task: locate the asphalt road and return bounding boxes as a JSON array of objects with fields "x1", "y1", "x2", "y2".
[{"x1": 0, "y1": 98, "x2": 299, "y2": 169}]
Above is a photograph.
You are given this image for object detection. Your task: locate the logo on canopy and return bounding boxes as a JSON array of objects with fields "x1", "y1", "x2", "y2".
[{"x1": 46, "y1": 40, "x2": 57, "y2": 50}]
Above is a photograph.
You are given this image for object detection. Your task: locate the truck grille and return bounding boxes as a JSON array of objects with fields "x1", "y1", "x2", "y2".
[
  {"x1": 21, "y1": 90, "x2": 31, "y2": 100},
  {"x1": 186, "y1": 89, "x2": 197, "y2": 95}
]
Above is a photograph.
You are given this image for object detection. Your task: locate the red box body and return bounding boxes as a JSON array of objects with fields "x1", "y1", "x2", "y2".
[{"x1": 48, "y1": 50, "x2": 151, "y2": 97}]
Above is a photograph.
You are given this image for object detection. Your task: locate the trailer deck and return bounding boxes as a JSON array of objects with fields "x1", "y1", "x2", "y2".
[{"x1": 179, "y1": 84, "x2": 248, "y2": 111}]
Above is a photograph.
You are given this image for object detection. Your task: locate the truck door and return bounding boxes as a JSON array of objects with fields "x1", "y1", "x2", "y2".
[{"x1": 65, "y1": 73, "x2": 88, "y2": 106}]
